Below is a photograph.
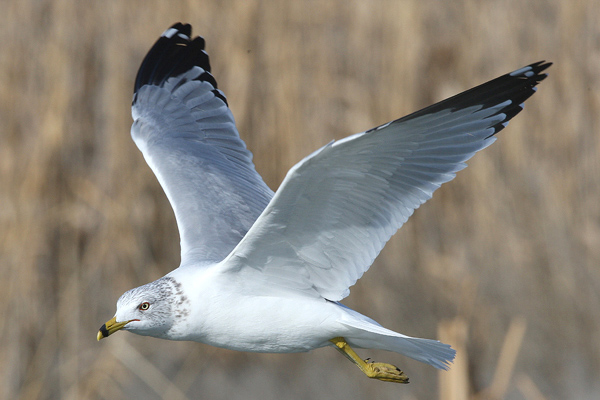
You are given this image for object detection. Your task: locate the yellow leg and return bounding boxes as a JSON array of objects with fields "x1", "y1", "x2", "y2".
[{"x1": 329, "y1": 337, "x2": 409, "y2": 383}]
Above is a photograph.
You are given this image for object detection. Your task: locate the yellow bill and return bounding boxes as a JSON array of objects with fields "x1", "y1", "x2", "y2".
[{"x1": 97, "y1": 316, "x2": 135, "y2": 341}]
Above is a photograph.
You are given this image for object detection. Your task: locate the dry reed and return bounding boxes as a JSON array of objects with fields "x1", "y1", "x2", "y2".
[{"x1": 2, "y1": 1, "x2": 599, "y2": 399}]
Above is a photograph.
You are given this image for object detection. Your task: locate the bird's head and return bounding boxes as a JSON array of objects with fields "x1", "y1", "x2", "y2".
[{"x1": 97, "y1": 277, "x2": 187, "y2": 340}]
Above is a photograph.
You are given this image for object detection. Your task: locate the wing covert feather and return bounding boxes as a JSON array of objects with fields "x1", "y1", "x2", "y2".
[
  {"x1": 132, "y1": 24, "x2": 273, "y2": 264},
  {"x1": 224, "y1": 62, "x2": 550, "y2": 300}
]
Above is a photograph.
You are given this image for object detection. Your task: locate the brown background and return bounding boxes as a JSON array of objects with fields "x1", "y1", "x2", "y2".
[{"x1": 1, "y1": 1, "x2": 598, "y2": 399}]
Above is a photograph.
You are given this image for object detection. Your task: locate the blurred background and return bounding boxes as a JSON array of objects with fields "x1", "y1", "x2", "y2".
[{"x1": 1, "y1": 0, "x2": 599, "y2": 399}]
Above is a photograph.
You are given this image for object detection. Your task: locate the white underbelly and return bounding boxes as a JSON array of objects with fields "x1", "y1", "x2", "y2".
[{"x1": 184, "y1": 293, "x2": 345, "y2": 353}]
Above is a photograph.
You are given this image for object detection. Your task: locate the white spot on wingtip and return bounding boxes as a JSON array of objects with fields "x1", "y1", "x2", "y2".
[
  {"x1": 510, "y1": 66, "x2": 532, "y2": 77},
  {"x1": 162, "y1": 28, "x2": 178, "y2": 38}
]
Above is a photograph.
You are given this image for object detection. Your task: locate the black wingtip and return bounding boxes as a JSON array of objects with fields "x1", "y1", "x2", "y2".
[
  {"x1": 163, "y1": 22, "x2": 192, "y2": 39},
  {"x1": 379, "y1": 60, "x2": 552, "y2": 134},
  {"x1": 508, "y1": 60, "x2": 552, "y2": 82},
  {"x1": 133, "y1": 23, "x2": 216, "y2": 96}
]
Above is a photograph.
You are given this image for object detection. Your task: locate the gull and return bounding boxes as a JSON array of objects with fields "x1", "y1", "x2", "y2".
[{"x1": 97, "y1": 22, "x2": 550, "y2": 383}]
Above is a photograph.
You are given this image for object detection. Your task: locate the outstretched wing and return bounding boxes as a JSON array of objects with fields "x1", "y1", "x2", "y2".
[
  {"x1": 131, "y1": 23, "x2": 273, "y2": 264},
  {"x1": 223, "y1": 62, "x2": 551, "y2": 300}
]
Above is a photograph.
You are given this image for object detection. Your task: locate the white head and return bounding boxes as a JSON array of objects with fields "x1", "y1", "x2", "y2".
[{"x1": 97, "y1": 277, "x2": 190, "y2": 340}]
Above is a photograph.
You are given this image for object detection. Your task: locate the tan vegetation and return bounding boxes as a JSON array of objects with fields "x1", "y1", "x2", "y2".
[{"x1": 1, "y1": 1, "x2": 599, "y2": 399}]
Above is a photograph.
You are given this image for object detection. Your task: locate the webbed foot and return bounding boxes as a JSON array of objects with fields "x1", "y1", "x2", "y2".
[
  {"x1": 330, "y1": 337, "x2": 409, "y2": 384},
  {"x1": 363, "y1": 360, "x2": 409, "y2": 383}
]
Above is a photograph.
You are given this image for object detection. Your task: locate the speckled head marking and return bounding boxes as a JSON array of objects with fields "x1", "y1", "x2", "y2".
[{"x1": 108, "y1": 276, "x2": 191, "y2": 339}]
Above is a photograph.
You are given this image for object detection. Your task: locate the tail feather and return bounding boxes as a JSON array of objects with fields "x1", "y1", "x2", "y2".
[
  {"x1": 338, "y1": 304, "x2": 455, "y2": 369},
  {"x1": 347, "y1": 333, "x2": 455, "y2": 370}
]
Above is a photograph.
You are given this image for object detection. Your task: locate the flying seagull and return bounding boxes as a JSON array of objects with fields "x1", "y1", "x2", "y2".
[{"x1": 98, "y1": 23, "x2": 550, "y2": 383}]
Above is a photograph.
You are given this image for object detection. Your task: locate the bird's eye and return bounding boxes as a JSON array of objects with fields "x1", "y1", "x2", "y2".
[{"x1": 139, "y1": 302, "x2": 150, "y2": 311}]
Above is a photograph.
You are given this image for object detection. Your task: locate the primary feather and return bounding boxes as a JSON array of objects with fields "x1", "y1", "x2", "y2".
[
  {"x1": 131, "y1": 23, "x2": 273, "y2": 263},
  {"x1": 223, "y1": 62, "x2": 550, "y2": 301}
]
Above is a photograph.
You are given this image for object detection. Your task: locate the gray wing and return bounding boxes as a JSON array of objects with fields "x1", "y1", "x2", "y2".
[
  {"x1": 223, "y1": 62, "x2": 551, "y2": 300},
  {"x1": 131, "y1": 24, "x2": 273, "y2": 264}
]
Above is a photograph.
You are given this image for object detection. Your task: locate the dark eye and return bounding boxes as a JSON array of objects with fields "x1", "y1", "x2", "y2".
[{"x1": 139, "y1": 302, "x2": 150, "y2": 311}]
